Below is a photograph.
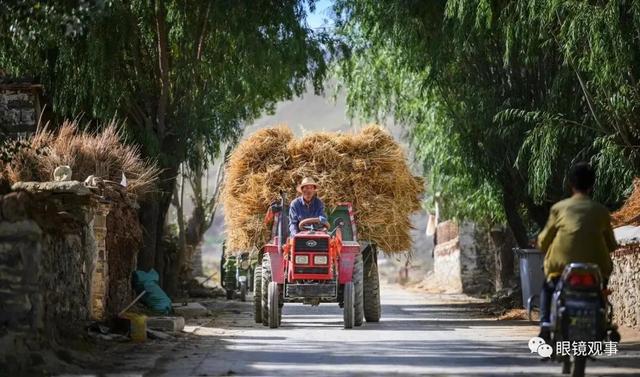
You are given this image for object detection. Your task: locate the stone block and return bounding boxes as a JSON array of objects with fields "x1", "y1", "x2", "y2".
[
  {"x1": 20, "y1": 109, "x2": 35, "y2": 124},
  {"x1": 1, "y1": 192, "x2": 27, "y2": 222},
  {"x1": 5, "y1": 108, "x2": 20, "y2": 124},
  {"x1": 8, "y1": 98, "x2": 32, "y2": 109},
  {"x1": 172, "y1": 302, "x2": 209, "y2": 318},
  {"x1": 0, "y1": 220, "x2": 41, "y2": 239},
  {"x1": 5, "y1": 93, "x2": 30, "y2": 103},
  {"x1": 146, "y1": 316, "x2": 185, "y2": 332}
]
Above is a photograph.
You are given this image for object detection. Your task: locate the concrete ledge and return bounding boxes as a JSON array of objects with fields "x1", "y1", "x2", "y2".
[{"x1": 12, "y1": 181, "x2": 91, "y2": 196}]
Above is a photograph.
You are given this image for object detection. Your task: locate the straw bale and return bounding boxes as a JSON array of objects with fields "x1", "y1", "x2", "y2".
[{"x1": 223, "y1": 125, "x2": 424, "y2": 254}]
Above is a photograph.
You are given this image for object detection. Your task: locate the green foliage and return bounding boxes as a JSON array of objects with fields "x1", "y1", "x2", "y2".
[
  {"x1": 332, "y1": 0, "x2": 640, "y2": 243},
  {"x1": 0, "y1": 0, "x2": 328, "y2": 167}
]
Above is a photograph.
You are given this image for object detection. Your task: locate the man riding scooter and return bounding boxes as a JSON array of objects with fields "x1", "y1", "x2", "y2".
[{"x1": 537, "y1": 162, "x2": 618, "y2": 341}]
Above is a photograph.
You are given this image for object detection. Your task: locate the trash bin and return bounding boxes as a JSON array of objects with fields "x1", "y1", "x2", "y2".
[{"x1": 513, "y1": 248, "x2": 545, "y2": 314}]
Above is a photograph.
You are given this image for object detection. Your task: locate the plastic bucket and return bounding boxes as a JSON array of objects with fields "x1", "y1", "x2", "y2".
[{"x1": 121, "y1": 312, "x2": 147, "y2": 342}]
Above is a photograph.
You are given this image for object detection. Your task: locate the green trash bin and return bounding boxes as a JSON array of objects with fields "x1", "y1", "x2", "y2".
[{"x1": 513, "y1": 248, "x2": 545, "y2": 320}]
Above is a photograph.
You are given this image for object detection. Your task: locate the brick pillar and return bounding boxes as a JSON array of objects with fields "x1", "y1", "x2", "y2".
[{"x1": 90, "y1": 202, "x2": 110, "y2": 321}]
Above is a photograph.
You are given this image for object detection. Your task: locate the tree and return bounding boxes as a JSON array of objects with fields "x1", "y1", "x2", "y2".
[
  {"x1": 332, "y1": 0, "x2": 637, "y2": 246},
  {"x1": 1, "y1": 0, "x2": 328, "y2": 285},
  {"x1": 170, "y1": 142, "x2": 229, "y2": 293}
]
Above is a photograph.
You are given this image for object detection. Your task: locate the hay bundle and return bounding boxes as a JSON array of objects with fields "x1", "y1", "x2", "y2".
[
  {"x1": 1, "y1": 120, "x2": 159, "y2": 195},
  {"x1": 223, "y1": 125, "x2": 424, "y2": 254},
  {"x1": 613, "y1": 178, "x2": 640, "y2": 226}
]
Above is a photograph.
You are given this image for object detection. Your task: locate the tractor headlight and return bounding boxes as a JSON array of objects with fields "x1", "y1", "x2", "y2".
[
  {"x1": 240, "y1": 260, "x2": 250, "y2": 270},
  {"x1": 295, "y1": 255, "x2": 309, "y2": 264},
  {"x1": 314, "y1": 255, "x2": 328, "y2": 265}
]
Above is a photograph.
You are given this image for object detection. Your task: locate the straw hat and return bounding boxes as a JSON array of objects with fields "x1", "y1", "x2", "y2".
[{"x1": 297, "y1": 177, "x2": 319, "y2": 193}]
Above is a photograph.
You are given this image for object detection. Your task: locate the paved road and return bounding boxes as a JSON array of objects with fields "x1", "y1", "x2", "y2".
[{"x1": 98, "y1": 284, "x2": 639, "y2": 377}]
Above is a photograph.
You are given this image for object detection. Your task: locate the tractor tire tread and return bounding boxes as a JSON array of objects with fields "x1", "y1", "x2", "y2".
[{"x1": 253, "y1": 265, "x2": 262, "y2": 323}]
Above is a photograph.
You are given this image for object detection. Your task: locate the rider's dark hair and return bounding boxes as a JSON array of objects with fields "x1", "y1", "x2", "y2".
[{"x1": 568, "y1": 162, "x2": 596, "y2": 193}]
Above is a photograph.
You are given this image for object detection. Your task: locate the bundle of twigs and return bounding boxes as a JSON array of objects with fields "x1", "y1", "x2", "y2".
[{"x1": 2, "y1": 120, "x2": 159, "y2": 195}]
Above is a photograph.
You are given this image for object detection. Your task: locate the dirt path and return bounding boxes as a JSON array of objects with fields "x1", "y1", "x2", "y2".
[{"x1": 59, "y1": 283, "x2": 640, "y2": 376}]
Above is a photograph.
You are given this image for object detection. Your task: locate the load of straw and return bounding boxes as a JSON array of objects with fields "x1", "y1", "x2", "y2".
[
  {"x1": 612, "y1": 178, "x2": 640, "y2": 227},
  {"x1": 223, "y1": 125, "x2": 424, "y2": 254},
  {"x1": 1, "y1": 120, "x2": 159, "y2": 195}
]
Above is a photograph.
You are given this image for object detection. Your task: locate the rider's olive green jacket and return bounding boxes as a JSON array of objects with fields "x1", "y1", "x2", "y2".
[{"x1": 537, "y1": 195, "x2": 617, "y2": 279}]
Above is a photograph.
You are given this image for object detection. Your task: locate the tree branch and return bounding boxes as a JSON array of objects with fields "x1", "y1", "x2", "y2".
[{"x1": 154, "y1": 0, "x2": 170, "y2": 138}]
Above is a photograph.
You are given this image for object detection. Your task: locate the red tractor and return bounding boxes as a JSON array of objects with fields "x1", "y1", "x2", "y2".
[{"x1": 253, "y1": 193, "x2": 381, "y2": 329}]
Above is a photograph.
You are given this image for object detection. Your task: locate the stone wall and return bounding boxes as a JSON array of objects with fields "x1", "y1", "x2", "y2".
[
  {"x1": 0, "y1": 181, "x2": 110, "y2": 374},
  {"x1": 432, "y1": 221, "x2": 496, "y2": 294},
  {"x1": 104, "y1": 184, "x2": 141, "y2": 317},
  {"x1": 0, "y1": 83, "x2": 41, "y2": 138},
  {"x1": 609, "y1": 246, "x2": 640, "y2": 330}
]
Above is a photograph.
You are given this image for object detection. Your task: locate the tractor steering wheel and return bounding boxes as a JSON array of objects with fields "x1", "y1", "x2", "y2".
[{"x1": 298, "y1": 217, "x2": 327, "y2": 231}]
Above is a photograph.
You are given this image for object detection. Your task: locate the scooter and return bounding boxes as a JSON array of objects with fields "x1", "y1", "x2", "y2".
[{"x1": 545, "y1": 263, "x2": 621, "y2": 377}]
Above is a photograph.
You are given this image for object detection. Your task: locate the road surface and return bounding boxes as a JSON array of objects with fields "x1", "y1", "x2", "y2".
[{"x1": 65, "y1": 284, "x2": 640, "y2": 376}]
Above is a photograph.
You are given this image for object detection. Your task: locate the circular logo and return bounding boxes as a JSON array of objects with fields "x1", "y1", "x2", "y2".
[{"x1": 305, "y1": 240, "x2": 317, "y2": 247}]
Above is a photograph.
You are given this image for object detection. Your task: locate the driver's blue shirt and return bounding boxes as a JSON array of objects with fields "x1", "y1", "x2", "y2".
[{"x1": 289, "y1": 195, "x2": 327, "y2": 236}]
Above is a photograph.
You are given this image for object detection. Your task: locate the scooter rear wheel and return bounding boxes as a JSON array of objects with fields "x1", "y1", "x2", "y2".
[{"x1": 571, "y1": 356, "x2": 586, "y2": 377}]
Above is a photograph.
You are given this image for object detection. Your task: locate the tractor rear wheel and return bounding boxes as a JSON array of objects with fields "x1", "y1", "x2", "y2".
[
  {"x1": 343, "y1": 282, "x2": 354, "y2": 329},
  {"x1": 261, "y1": 255, "x2": 271, "y2": 326},
  {"x1": 253, "y1": 265, "x2": 262, "y2": 323},
  {"x1": 363, "y1": 246, "x2": 381, "y2": 322},
  {"x1": 353, "y1": 254, "x2": 364, "y2": 327},
  {"x1": 268, "y1": 282, "x2": 280, "y2": 328}
]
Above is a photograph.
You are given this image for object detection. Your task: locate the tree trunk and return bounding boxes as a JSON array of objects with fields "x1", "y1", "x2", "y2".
[
  {"x1": 489, "y1": 227, "x2": 516, "y2": 291},
  {"x1": 501, "y1": 183, "x2": 529, "y2": 248},
  {"x1": 523, "y1": 196, "x2": 550, "y2": 229},
  {"x1": 137, "y1": 162, "x2": 178, "y2": 288}
]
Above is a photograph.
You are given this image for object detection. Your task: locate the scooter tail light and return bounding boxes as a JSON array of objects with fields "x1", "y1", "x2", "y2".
[{"x1": 567, "y1": 272, "x2": 597, "y2": 288}]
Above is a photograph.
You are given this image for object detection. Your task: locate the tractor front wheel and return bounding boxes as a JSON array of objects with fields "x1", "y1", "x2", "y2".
[
  {"x1": 261, "y1": 256, "x2": 271, "y2": 326},
  {"x1": 253, "y1": 265, "x2": 263, "y2": 323},
  {"x1": 343, "y1": 282, "x2": 355, "y2": 329},
  {"x1": 268, "y1": 282, "x2": 280, "y2": 329},
  {"x1": 353, "y1": 254, "x2": 364, "y2": 327}
]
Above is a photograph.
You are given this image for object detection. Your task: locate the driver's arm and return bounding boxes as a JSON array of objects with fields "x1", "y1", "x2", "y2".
[
  {"x1": 318, "y1": 200, "x2": 328, "y2": 225},
  {"x1": 289, "y1": 203, "x2": 299, "y2": 236}
]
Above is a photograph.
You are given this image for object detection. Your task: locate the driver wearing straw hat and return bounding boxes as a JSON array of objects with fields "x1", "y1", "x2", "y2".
[{"x1": 289, "y1": 177, "x2": 328, "y2": 236}]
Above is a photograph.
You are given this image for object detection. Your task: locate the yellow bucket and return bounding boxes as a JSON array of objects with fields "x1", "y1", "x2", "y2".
[{"x1": 121, "y1": 312, "x2": 147, "y2": 342}]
